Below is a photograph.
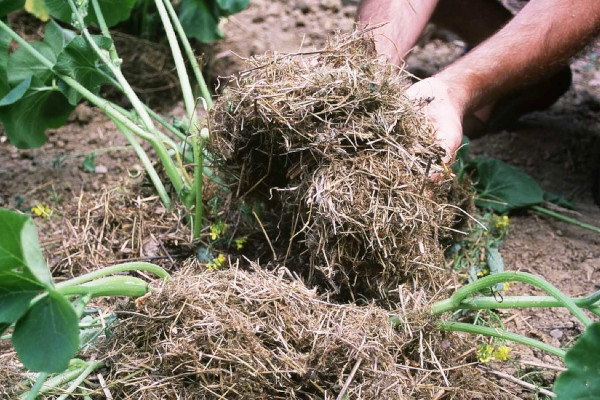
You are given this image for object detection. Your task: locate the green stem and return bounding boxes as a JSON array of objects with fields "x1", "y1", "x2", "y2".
[
  {"x1": 111, "y1": 117, "x2": 170, "y2": 205},
  {"x1": 68, "y1": 0, "x2": 186, "y2": 198},
  {"x1": 193, "y1": 135, "x2": 204, "y2": 237},
  {"x1": 433, "y1": 292, "x2": 600, "y2": 312},
  {"x1": 90, "y1": 0, "x2": 118, "y2": 62},
  {"x1": 55, "y1": 360, "x2": 104, "y2": 400},
  {"x1": 55, "y1": 262, "x2": 170, "y2": 290},
  {"x1": 162, "y1": 0, "x2": 213, "y2": 108},
  {"x1": 57, "y1": 276, "x2": 150, "y2": 298},
  {"x1": 439, "y1": 321, "x2": 566, "y2": 359},
  {"x1": 23, "y1": 372, "x2": 49, "y2": 400},
  {"x1": 532, "y1": 205, "x2": 600, "y2": 235},
  {"x1": 430, "y1": 272, "x2": 593, "y2": 327},
  {"x1": 154, "y1": 0, "x2": 196, "y2": 117}
]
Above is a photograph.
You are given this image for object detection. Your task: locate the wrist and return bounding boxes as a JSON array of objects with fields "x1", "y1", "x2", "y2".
[{"x1": 433, "y1": 68, "x2": 476, "y2": 117}]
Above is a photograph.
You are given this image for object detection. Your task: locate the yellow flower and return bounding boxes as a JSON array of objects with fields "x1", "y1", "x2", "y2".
[
  {"x1": 503, "y1": 282, "x2": 510, "y2": 292},
  {"x1": 234, "y1": 236, "x2": 248, "y2": 250},
  {"x1": 493, "y1": 345, "x2": 512, "y2": 361},
  {"x1": 494, "y1": 215, "x2": 510, "y2": 229},
  {"x1": 477, "y1": 343, "x2": 494, "y2": 363},
  {"x1": 207, "y1": 253, "x2": 226, "y2": 271},
  {"x1": 31, "y1": 203, "x2": 52, "y2": 220},
  {"x1": 210, "y1": 221, "x2": 227, "y2": 241}
]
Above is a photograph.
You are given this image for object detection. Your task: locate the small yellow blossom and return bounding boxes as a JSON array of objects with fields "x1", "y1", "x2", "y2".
[
  {"x1": 477, "y1": 268, "x2": 490, "y2": 278},
  {"x1": 503, "y1": 282, "x2": 510, "y2": 292},
  {"x1": 493, "y1": 345, "x2": 512, "y2": 361},
  {"x1": 31, "y1": 203, "x2": 52, "y2": 220},
  {"x1": 234, "y1": 236, "x2": 248, "y2": 250},
  {"x1": 494, "y1": 215, "x2": 510, "y2": 230},
  {"x1": 477, "y1": 343, "x2": 494, "y2": 363},
  {"x1": 210, "y1": 221, "x2": 227, "y2": 241},
  {"x1": 207, "y1": 253, "x2": 226, "y2": 271}
]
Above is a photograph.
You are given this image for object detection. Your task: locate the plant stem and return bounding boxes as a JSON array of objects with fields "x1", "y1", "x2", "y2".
[
  {"x1": 430, "y1": 272, "x2": 593, "y2": 327},
  {"x1": 90, "y1": 0, "x2": 118, "y2": 62},
  {"x1": 161, "y1": 0, "x2": 213, "y2": 108},
  {"x1": 57, "y1": 276, "x2": 149, "y2": 298},
  {"x1": 193, "y1": 134, "x2": 204, "y2": 237},
  {"x1": 55, "y1": 262, "x2": 170, "y2": 290},
  {"x1": 154, "y1": 0, "x2": 196, "y2": 117},
  {"x1": 23, "y1": 372, "x2": 49, "y2": 400},
  {"x1": 55, "y1": 360, "x2": 104, "y2": 400},
  {"x1": 111, "y1": 118, "x2": 170, "y2": 205},
  {"x1": 433, "y1": 292, "x2": 600, "y2": 312},
  {"x1": 532, "y1": 205, "x2": 600, "y2": 235},
  {"x1": 439, "y1": 321, "x2": 566, "y2": 359}
]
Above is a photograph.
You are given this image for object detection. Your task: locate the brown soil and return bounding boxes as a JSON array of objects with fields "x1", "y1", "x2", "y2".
[{"x1": 1, "y1": 1, "x2": 600, "y2": 399}]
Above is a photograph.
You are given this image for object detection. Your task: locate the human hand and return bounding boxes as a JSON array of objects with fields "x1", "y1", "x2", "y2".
[{"x1": 405, "y1": 76, "x2": 465, "y2": 164}]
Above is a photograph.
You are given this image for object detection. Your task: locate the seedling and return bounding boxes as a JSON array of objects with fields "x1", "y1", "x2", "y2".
[{"x1": 0, "y1": 207, "x2": 170, "y2": 398}]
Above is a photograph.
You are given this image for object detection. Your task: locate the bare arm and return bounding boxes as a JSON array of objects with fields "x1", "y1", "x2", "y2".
[
  {"x1": 408, "y1": 0, "x2": 600, "y2": 162},
  {"x1": 357, "y1": 0, "x2": 439, "y2": 65},
  {"x1": 439, "y1": 0, "x2": 600, "y2": 116}
]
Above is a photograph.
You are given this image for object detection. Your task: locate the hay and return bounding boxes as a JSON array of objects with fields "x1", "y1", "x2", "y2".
[
  {"x1": 105, "y1": 263, "x2": 491, "y2": 400},
  {"x1": 209, "y1": 30, "x2": 472, "y2": 298}
]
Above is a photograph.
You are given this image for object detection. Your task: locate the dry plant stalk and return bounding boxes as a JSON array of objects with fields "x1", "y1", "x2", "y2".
[
  {"x1": 105, "y1": 263, "x2": 492, "y2": 400},
  {"x1": 210, "y1": 30, "x2": 472, "y2": 297}
]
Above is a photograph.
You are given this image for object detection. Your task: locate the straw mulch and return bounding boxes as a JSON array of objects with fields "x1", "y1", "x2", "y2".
[
  {"x1": 209, "y1": 29, "x2": 473, "y2": 299},
  {"x1": 105, "y1": 263, "x2": 494, "y2": 400}
]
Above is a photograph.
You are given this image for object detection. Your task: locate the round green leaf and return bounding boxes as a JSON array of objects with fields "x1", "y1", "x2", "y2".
[
  {"x1": 469, "y1": 158, "x2": 544, "y2": 213},
  {"x1": 179, "y1": 0, "x2": 222, "y2": 43},
  {"x1": 0, "y1": 209, "x2": 53, "y2": 287},
  {"x1": 12, "y1": 291, "x2": 80, "y2": 373},
  {"x1": 0, "y1": 75, "x2": 31, "y2": 106},
  {"x1": 554, "y1": 322, "x2": 600, "y2": 400},
  {"x1": 0, "y1": 271, "x2": 45, "y2": 323}
]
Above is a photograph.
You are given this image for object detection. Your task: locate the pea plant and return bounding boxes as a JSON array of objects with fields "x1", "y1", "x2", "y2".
[
  {"x1": 0, "y1": 207, "x2": 170, "y2": 399},
  {"x1": 0, "y1": 0, "x2": 214, "y2": 237}
]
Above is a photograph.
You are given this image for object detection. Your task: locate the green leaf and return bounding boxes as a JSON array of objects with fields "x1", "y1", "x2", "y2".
[
  {"x1": 0, "y1": 75, "x2": 31, "y2": 106},
  {"x1": 468, "y1": 158, "x2": 544, "y2": 213},
  {"x1": 12, "y1": 291, "x2": 79, "y2": 373},
  {"x1": 6, "y1": 40, "x2": 56, "y2": 85},
  {"x1": 0, "y1": 209, "x2": 53, "y2": 287},
  {"x1": 0, "y1": 22, "x2": 11, "y2": 95},
  {"x1": 82, "y1": 152, "x2": 96, "y2": 173},
  {"x1": 45, "y1": 0, "x2": 137, "y2": 27},
  {"x1": 486, "y1": 247, "x2": 505, "y2": 292},
  {"x1": 55, "y1": 34, "x2": 111, "y2": 105},
  {"x1": 544, "y1": 191, "x2": 576, "y2": 210},
  {"x1": 0, "y1": 0, "x2": 25, "y2": 18},
  {"x1": 216, "y1": 0, "x2": 249, "y2": 15},
  {"x1": 554, "y1": 322, "x2": 600, "y2": 400},
  {"x1": 0, "y1": 271, "x2": 45, "y2": 323},
  {"x1": 44, "y1": 19, "x2": 76, "y2": 55},
  {"x1": 179, "y1": 0, "x2": 222, "y2": 43},
  {"x1": 0, "y1": 76, "x2": 74, "y2": 149}
]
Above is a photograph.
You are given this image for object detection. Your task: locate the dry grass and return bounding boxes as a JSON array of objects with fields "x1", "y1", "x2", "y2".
[
  {"x1": 210, "y1": 29, "x2": 473, "y2": 300},
  {"x1": 104, "y1": 262, "x2": 495, "y2": 400}
]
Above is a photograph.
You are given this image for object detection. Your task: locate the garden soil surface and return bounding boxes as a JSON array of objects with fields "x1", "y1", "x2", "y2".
[{"x1": 2, "y1": 1, "x2": 600, "y2": 399}]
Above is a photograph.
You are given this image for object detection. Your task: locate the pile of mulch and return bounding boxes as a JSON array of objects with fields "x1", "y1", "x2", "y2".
[
  {"x1": 209, "y1": 29, "x2": 473, "y2": 299},
  {"x1": 104, "y1": 263, "x2": 494, "y2": 400}
]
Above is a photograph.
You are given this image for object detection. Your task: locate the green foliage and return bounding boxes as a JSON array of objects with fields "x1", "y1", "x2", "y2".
[
  {"x1": 178, "y1": 0, "x2": 249, "y2": 43},
  {"x1": 12, "y1": 291, "x2": 79, "y2": 373},
  {"x1": 0, "y1": 209, "x2": 52, "y2": 287},
  {"x1": 468, "y1": 158, "x2": 544, "y2": 213},
  {"x1": 0, "y1": 0, "x2": 24, "y2": 18},
  {"x1": 0, "y1": 21, "x2": 109, "y2": 148},
  {"x1": 82, "y1": 151, "x2": 97, "y2": 172},
  {"x1": 554, "y1": 322, "x2": 600, "y2": 400},
  {"x1": 45, "y1": 0, "x2": 137, "y2": 27}
]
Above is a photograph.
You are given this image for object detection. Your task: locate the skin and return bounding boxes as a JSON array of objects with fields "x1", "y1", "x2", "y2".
[{"x1": 358, "y1": 0, "x2": 600, "y2": 162}]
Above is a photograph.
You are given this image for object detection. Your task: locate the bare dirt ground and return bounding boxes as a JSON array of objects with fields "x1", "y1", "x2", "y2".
[{"x1": 1, "y1": 0, "x2": 600, "y2": 399}]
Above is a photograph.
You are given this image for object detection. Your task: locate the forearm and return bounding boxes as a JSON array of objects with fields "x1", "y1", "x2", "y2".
[
  {"x1": 357, "y1": 0, "x2": 438, "y2": 65},
  {"x1": 438, "y1": 0, "x2": 600, "y2": 115}
]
